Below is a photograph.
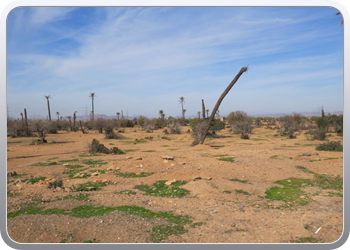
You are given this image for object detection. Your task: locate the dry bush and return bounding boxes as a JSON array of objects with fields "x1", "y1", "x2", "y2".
[{"x1": 226, "y1": 111, "x2": 253, "y2": 136}]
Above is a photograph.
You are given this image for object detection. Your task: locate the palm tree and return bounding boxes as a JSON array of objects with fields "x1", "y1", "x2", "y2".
[
  {"x1": 73, "y1": 111, "x2": 77, "y2": 132},
  {"x1": 178, "y1": 97, "x2": 185, "y2": 120},
  {"x1": 56, "y1": 112, "x2": 60, "y2": 121},
  {"x1": 183, "y1": 109, "x2": 187, "y2": 119},
  {"x1": 337, "y1": 12, "x2": 343, "y2": 26},
  {"x1": 197, "y1": 111, "x2": 201, "y2": 119},
  {"x1": 20, "y1": 112, "x2": 24, "y2": 125},
  {"x1": 44, "y1": 95, "x2": 52, "y2": 121},
  {"x1": 89, "y1": 92, "x2": 96, "y2": 122},
  {"x1": 67, "y1": 116, "x2": 72, "y2": 130},
  {"x1": 206, "y1": 109, "x2": 209, "y2": 117},
  {"x1": 159, "y1": 110, "x2": 165, "y2": 120},
  {"x1": 116, "y1": 112, "x2": 120, "y2": 120}
]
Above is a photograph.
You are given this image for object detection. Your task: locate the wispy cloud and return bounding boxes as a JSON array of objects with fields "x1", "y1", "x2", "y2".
[{"x1": 7, "y1": 7, "x2": 343, "y2": 118}]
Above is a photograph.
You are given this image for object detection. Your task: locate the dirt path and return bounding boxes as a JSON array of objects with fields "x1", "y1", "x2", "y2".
[{"x1": 6, "y1": 126, "x2": 343, "y2": 243}]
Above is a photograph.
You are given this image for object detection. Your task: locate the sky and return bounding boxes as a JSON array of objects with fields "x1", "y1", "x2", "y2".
[{"x1": 6, "y1": 6, "x2": 344, "y2": 120}]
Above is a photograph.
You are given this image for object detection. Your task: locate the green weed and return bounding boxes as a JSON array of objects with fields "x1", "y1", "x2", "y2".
[
  {"x1": 118, "y1": 172, "x2": 154, "y2": 178},
  {"x1": 74, "y1": 182, "x2": 107, "y2": 192},
  {"x1": 265, "y1": 187, "x2": 308, "y2": 206},
  {"x1": 228, "y1": 178, "x2": 249, "y2": 184},
  {"x1": 135, "y1": 180, "x2": 190, "y2": 198},
  {"x1": 218, "y1": 157, "x2": 234, "y2": 162},
  {"x1": 235, "y1": 189, "x2": 251, "y2": 196}
]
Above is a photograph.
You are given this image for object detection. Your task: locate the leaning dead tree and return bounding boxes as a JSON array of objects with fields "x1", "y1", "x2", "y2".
[{"x1": 197, "y1": 66, "x2": 248, "y2": 145}]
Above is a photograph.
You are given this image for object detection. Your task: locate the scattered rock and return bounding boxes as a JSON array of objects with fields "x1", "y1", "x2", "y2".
[
  {"x1": 16, "y1": 184, "x2": 22, "y2": 190},
  {"x1": 287, "y1": 180, "x2": 291, "y2": 182},
  {"x1": 41, "y1": 197, "x2": 52, "y2": 202},
  {"x1": 165, "y1": 179, "x2": 177, "y2": 186},
  {"x1": 91, "y1": 172, "x2": 99, "y2": 176},
  {"x1": 161, "y1": 155, "x2": 174, "y2": 160},
  {"x1": 192, "y1": 176, "x2": 202, "y2": 181},
  {"x1": 64, "y1": 187, "x2": 72, "y2": 192},
  {"x1": 73, "y1": 173, "x2": 85, "y2": 178},
  {"x1": 62, "y1": 163, "x2": 70, "y2": 166},
  {"x1": 300, "y1": 196, "x2": 306, "y2": 199},
  {"x1": 231, "y1": 223, "x2": 236, "y2": 227},
  {"x1": 135, "y1": 157, "x2": 142, "y2": 160},
  {"x1": 206, "y1": 177, "x2": 212, "y2": 180},
  {"x1": 126, "y1": 157, "x2": 133, "y2": 160},
  {"x1": 54, "y1": 187, "x2": 63, "y2": 192},
  {"x1": 142, "y1": 199, "x2": 149, "y2": 204},
  {"x1": 107, "y1": 166, "x2": 115, "y2": 171},
  {"x1": 13, "y1": 179, "x2": 23, "y2": 185},
  {"x1": 101, "y1": 179, "x2": 108, "y2": 183},
  {"x1": 86, "y1": 187, "x2": 96, "y2": 191},
  {"x1": 163, "y1": 160, "x2": 168, "y2": 163}
]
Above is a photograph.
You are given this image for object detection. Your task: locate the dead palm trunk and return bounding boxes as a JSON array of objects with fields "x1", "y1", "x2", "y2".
[
  {"x1": 202, "y1": 99, "x2": 206, "y2": 119},
  {"x1": 45, "y1": 95, "x2": 51, "y2": 121},
  {"x1": 198, "y1": 67, "x2": 248, "y2": 145},
  {"x1": 24, "y1": 108, "x2": 29, "y2": 136}
]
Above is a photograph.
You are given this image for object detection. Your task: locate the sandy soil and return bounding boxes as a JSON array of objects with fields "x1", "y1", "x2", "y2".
[{"x1": 6, "y1": 125, "x2": 343, "y2": 244}]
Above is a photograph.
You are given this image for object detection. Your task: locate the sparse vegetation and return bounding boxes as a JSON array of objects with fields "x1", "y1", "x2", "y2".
[
  {"x1": 316, "y1": 141, "x2": 343, "y2": 152},
  {"x1": 135, "y1": 180, "x2": 190, "y2": 198}
]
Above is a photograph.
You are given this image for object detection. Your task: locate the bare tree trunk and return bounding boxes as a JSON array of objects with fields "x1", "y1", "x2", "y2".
[
  {"x1": 79, "y1": 120, "x2": 86, "y2": 134},
  {"x1": 24, "y1": 108, "x2": 29, "y2": 136},
  {"x1": 198, "y1": 67, "x2": 248, "y2": 145},
  {"x1": 202, "y1": 99, "x2": 206, "y2": 119}
]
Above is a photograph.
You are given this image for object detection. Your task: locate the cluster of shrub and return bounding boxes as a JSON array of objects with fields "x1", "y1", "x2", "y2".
[
  {"x1": 7, "y1": 108, "x2": 343, "y2": 149},
  {"x1": 7, "y1": 115, "x2": 186, "y2": 139}
]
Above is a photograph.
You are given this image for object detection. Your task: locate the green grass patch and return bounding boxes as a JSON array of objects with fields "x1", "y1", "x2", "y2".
[
  {"x1": 82, "y1": 159, "x2": 108, "y2": 165},
  {"x1": 167, "y1": 148, "x2": 180, "y2": 151},
  {"x1": 7, "y1": 206, "x2": 67, "y2": 218},
  {"x1": 150, "y1": 225, "x2": 187, "y2": 243},
  {"x1": 250, "y1": 138, "x2": 268, "y2": 141},
  {"x1": 118, "y1": 172, "x2": 154, "y2": 178},
  {"x1": 313, "y1": 174, "x2": 343, "y2": 190},
  {"x1": 82, "y1": 239, "x2": 98, "y2": 243},
  {"x1": 70, "y1": 205, "x2": 117, "y2": 218},
  {"x1": 228, "y1": 178, "x2": 249, "y2": 184},
  {"x1": 275, "y1": 178, "x2": 314, "y2": 188},
  {"x1": 295, "y1": 166, "x2": 316, "y2": 174},
  {"x1": 235, "y1": 189, "x2": 251, "y2": 196},
  {"x1": 295, "y1": 166, "x2": 343, "y2": 190},
  {"x1": 124, "y1": 149, "x2": 140, "y2": 152},
  {"x1": 62, "y1": 168, "x2": 90, "y2": 179},
  {"x1": 223, "y1": 190, "x2": 232, "y2": 194},
  {"x1": 74, "y1": 182, "x2": 107, "y2": 192},
  {"x1": 59, "y1": 159, "x2": 79, "y2": 163},
  {"x1": 142, "y1": 150, "x2": 156, "y2": 152},
  {"x1": 328, "y1": 192, "x2": 343, "y2": 197},
  {"x1": 309, "y1": 159, "x2": 321, "y2": 162},
  {"x1": 65, "y1": 165, "x2": 84, "y2": 169},
  {"x1": 324, "y1": 157, "x2": 342, "y2": 160},
  {"x1": 24, "y1": 176, "x2": 46, "y2": 184},
  {"x1": 290, "y1": 237, "x2": 321, "y2": 243},
  {"x1": 218, "y1": 157, "x2": 234, "y2": 162},
  {"x1": 79, "y1": 154, "x2": 101, "y2": 157},
  {"x1": 58, "y1": 194, "x2": 90, "y2": 201},
  {"x1": 89, "y1": 169, "x2": 106, "y2": 174},
  {"x1": 265, "y1": 187, "x2": 309, "y2": 206},
  {"x1": 115, "y1": 190, "x2": 136, "y2": 195},
  {"x1": 271, "y1": 155, "x2": 278, "y2": 159},
  {"x1": 116, "y1": 205, "x2": 192, "y2": 243},
  {"x1": 135, "y1": 180, "x2": 190, "y2": 198},
  {"x1": 161, "y1": 145, "x2": 169, "y2": 147}
]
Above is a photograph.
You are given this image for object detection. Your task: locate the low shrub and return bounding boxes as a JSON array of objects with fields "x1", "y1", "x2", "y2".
[{"x1": 316, "y1": 141, "x2": 343, "y2": 152}]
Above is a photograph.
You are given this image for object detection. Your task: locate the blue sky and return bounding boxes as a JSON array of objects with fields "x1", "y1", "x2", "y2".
[{"x1": 6, "y1": 6, "x2": 343, "y2": 119}]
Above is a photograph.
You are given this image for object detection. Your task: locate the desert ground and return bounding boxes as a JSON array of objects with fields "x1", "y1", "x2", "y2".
[{"x1": 6, "y1": 124, "x2": 343, "y2": 244}]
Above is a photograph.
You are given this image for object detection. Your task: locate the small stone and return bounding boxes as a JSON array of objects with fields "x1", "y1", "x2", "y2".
[
  {"x1": 192, "y1": 176, "x2": 202, "y2": 181},
  {"x1": 206, "y1": 177, "x2": 212, "y2": 180},
  {"x1": 86, "y1": 187, "x2": 96, "y2": 191},
  {"x1": 64, "y1": 187, "x2": 72, "y2": 192},
  {"x1": 287, "y1": 180, "x2": 291, "y2": 182},
  {"x1": 142, "y1": 199, "x2": 149, "y2": 204},
  {"x1": 302, "y1": 152, "x2": 312, "y2": 156},
  {"x1": 126, "y1": 157, "x2": 132, "y2": 160},
  {"x1": 161, "y1": 155, "x2": 174, "y2": 160},
  {"x1": 211, "y1": 210, "x2": 217, "y2": 214},
  {"x1": 181, "y1": 162, "x2": 186, "y2": 165},
  {"x1": 91, "y1": 172, "x2": 99, "y2": 176},
  {"x1": 101, "y1": 179, "x2": 108, "y2": 183},
  {"x1": 163, "y1": 160, "x2": 168, "y2": 163},
  {"x1": 54, "y1": 187, "x2": 63, "y2": 192},
  {"x1": 165, "y1": 179, "x2": 176, "y2": 186},
  {"x1": 231, "y1": 223, "x2": 236, "y2": 227},
  {"x1": 62, "y1": 163, "x2": 70, "y2": 166},
  {"x1": 135, "y1": 157, "x2": 142, "y2": 160},
  {"x1": 300, "y1": 196, "x2": 306, "y2": 199},
  {"x1": 42, "y1": 197, "x2": 52, "y2": 202},
  {"x1": 107, "y1": 166, "x2": 115, "y2": 171}
]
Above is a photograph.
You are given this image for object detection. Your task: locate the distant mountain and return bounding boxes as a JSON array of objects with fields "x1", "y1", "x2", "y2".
[{"x1": 249, "y1": 111, "x2": 343, "y2": 117}]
